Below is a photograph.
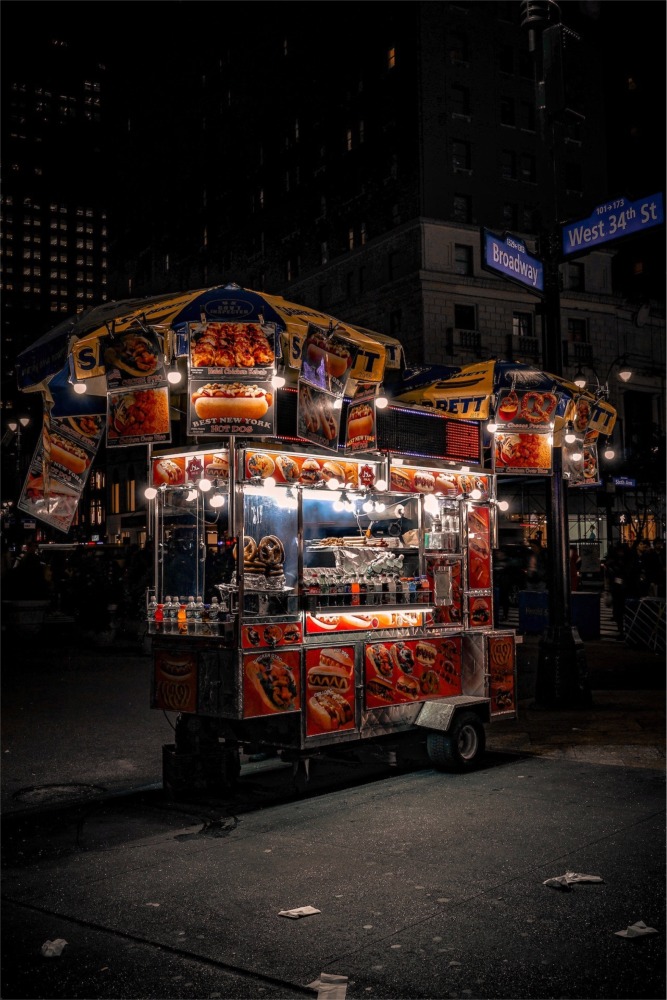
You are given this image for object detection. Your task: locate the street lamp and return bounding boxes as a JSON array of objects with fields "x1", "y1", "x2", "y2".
[
  {"x1": 6, "y1": 416, "x2": 31, "y2": 472},
  {"x1": 573, "y1": 356, "x2": 633, "y2": 396}
]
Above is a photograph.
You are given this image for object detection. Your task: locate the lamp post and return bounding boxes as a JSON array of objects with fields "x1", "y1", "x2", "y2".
[
  {"x1": 6, "y1": 416, "x2": 31, "y2": 473},
  {"x1": 521, "y1": 1, "x2": 591, "y2": 708}
]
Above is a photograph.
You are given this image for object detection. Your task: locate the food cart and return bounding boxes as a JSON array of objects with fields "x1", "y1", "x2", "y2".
[
  {"x1": 14, "y1": 284, "x2": 616, "y2": 793},
  {"x1": 148, "y1": 412, "x2": 518, "y2": 794}
]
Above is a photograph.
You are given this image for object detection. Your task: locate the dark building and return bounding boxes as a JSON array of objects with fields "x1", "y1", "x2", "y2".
[{"x1": 2, "y1": 1, "x2": 664, "y2": 549}]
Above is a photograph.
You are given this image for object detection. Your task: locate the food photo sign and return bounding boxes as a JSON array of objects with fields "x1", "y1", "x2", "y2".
[
  {"x1": 18, "y1": 413, "x2": 105, "y2": 533},
  {"x1": 187, "y1": 321, "x2": 277, "y2": 437},
  {"x1": 305, "y1": 646, "x2": 356, "y2": 736},
  {"x1": 492, "y1": 388, "x2": 554, "y2": 475},
  {"x1": 104, "y1": 328, "x2": 165, "y2": 390},
  {"x1": 242, "y1": 650, "x2": 301, "y2": 719}
]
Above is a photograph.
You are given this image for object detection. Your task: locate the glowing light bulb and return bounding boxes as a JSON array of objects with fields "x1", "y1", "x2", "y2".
[
  {"x1": 326, "y1": 477, "x2": 340, "y2": 490},
  {"x1": 375, "y1": 478, "x2": 387, "y2": 491},
  {"x1": 144, "y1": 486, "x2": 158, "y2": 500},
  {"x1": 333, "y1": 499, "x2": 344, "y2": 512},
  {"x1": 603, "y1": 446, "x2": 615, "y2": 460},
  {"x1": 362, "y1": 499, "x2": 373, "y2": 513},
  {"x1": 498, "y1": 500, "x2": 509, "y2": 512},
  {"x1": 571, "y1": 451, "x2": 583, "y2": 462},
  {"x1": 198, "y1": 477, "x2": 212, "y2": 492},
  {"x1": 73, "y1": 381, "x2": 87, "y2": 394},
  {"x1": 264, "y1": 476, "x2": 277, "y2": 489},
  {"x1": 271, "y1": 374, "x2": 286, "y2": 388},
  {"x1": 486, "y1": 421, "x2": 498, "y2": 433},
  {"x1": 565, "y1": 429, "x2": 576, "y2": 444},
  {"x1": 470, "y1": 488, "x2": 482, "y2": 500},
  {"x1": 209, "y1": 493, "x2": 225, "y2": 508},
  {"x1": 375, "y1": 395, "x2": 389, "y2": 409},
  {"x1": 186, "y1": 489, "x2": 197, "y2": 501},
  {"x1": 167, "y1": 369, "x2": 182, "y2": 385}
]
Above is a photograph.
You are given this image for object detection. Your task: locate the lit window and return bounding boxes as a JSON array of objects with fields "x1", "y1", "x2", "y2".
[{"x1": 388, "y1": 47, "x2": 396, "y2": 69}]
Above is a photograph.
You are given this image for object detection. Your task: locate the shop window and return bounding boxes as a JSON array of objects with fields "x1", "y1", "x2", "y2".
[
  {"x1": 454, "y1": 303, "x2": 476, "y2": 330},
  {"x1": 453, "y1": 194, "x2": 472, "y2": 223},
  {"x1": 453, "y1": 244, "x2": 473, "y2": 276},
  {"x1": 111, "y1": 476, "x2": 120, "y2": 515}
]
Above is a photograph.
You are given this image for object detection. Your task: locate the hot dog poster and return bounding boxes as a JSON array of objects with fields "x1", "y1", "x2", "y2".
[
  {"x1": 104, "y1": 328, "x2": 166, "y2": 390},
  {"x1": 305, "y1": 646, "x2": 356, "y2": 736},
  {"x1": 389, "y1": 466, "x2": 491, "y2": 499},
  {"x1": 365, "y1": 637, "x2": 462, "y2": 709},
  {"x1": 346, "y1": 391, "x2": 377, "y2": 452},
  {"x1": 188, "y1": 321, "x2": 277, "y2": 379},
  {"x1": 18, "y1": 411, "x2": 104, "y2": 531},
  {"x1": 301, "y1": 324, "x2": 357, "y2": 395},
  {"x1": 188, "y1": 378, "x2": 275, "y2": 437},
  {"x1": 466, "y1": 505, "x2": 492, "y2": 589},
  {"x1": 297, "y1": 381, "x2": 341, "y2": 451},
  {"x1": 487, "y1": 633, "x2": 516, "y2": 715},
  {"x1": 107, "y1": 386, "x2": 172, "y2": 447},
  {"x1": 243, "y1": 451, "x2": 362, "y2": 488},
  {"x1": 242, "y1": 650, "x2": 301, "y2": 719},
  {"x1": 306, "y1": 610, "x2": 424, "y2": 634},
  {"x1": 153, "y1": 649, "x2": 198, "y2": 714}
]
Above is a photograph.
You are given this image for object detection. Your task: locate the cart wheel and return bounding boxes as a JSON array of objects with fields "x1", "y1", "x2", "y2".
[{"x1": 426, "y1": 712, "x2": 486, "y2": 772}]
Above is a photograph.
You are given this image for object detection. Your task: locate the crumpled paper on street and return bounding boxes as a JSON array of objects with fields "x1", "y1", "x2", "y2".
[
  {"x1": 615, "y1": 920, "x2": 658, "y2": 939},
  {"x1": 41, "y1": 938, "x2": 68, "y2": 958},
  {"x1": 278, "y1": 905, "x2": 321, "y2": 919},
  {"x1": 306, "y1": 972, "x2": 348, "y2": 998},
  {"x1": 543, "y1": 871, "x2": 604, "y2": 890}
]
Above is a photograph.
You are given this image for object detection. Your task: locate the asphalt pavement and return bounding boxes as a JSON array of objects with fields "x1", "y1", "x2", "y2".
[{"x1": 1, "y1": 614, "x2": 665, "y2": 1000}]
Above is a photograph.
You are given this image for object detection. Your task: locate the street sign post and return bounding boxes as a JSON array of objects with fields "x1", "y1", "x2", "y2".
[
  {"x1": 561, "y1": 192, "x2": 664, "y2": 258},
  {"x1": 481, "y1": 229, "x2": 544, "y2": 294}
]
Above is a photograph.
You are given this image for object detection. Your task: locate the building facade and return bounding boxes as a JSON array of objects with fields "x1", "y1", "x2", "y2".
[{"x1": 2, "y1": 2, "x2": 664, "y2": 552}]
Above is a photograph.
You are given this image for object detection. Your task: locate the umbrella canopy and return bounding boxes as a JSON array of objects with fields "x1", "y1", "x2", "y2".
[
  {"x1": 392, "y1": 359, "x2": 616, "y2": 436},
  {"x1": 69, "y1": 284, "x2": 403, "y2": 385}
]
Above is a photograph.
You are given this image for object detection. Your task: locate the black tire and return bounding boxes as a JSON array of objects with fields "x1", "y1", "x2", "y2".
[{"x1": 426, "y1": 711, "x2": 486, "y2": 772}]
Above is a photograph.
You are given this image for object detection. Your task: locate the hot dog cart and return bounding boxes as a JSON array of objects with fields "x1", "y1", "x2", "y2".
[
  {"x1": 149, "y1": 429, "x2": 517, "y2": 795},
  {"x1": 14, "y1": 284, "x2": 616, "y2": 794}
]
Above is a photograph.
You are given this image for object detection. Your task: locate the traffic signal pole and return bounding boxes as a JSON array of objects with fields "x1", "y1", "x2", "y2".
[{"x1": 522, "y1": 1, "x2": 590, "y2": 708}]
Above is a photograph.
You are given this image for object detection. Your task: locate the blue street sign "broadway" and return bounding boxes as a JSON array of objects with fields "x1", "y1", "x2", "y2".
[
  {"x1": 562, "y1": 193, "x2": 664, "y2": 258},
  {"x1": 481, "y1": 229, "x2": 544, "y2": 294}
]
